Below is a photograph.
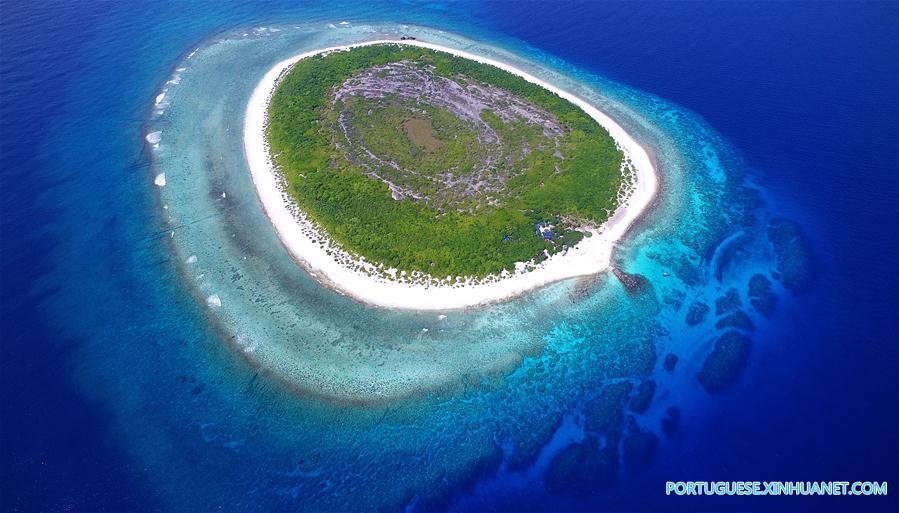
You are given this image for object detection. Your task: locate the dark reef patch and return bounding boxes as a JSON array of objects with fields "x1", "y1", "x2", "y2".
[
  {"x1": 662, "y1": 353, "x2": 679, "y2": 372},
  {"x1": 584, "y1": 382, "x2": 631, "y2": 434},
  {"x1": 697, "y1": 331, "x2": 752, "y2": 394},
  {"x1": 714, "y1": 310, "x2": 754, "y2": 331},
  {"x1": 661, "y1": 406, "x2": 680, "y2": 436},
  {"x1": 768, "y1": 217, "x2": 815, "y2": 293},
  {"x1": 714, "y1": 288, "x2": 742, "y2": 315},
  {"x1": 546, "y1": 436, "x2": 620, "y2": 494},
  {"x1": 747, "y1": 273, "x2": 777, "y2": 317},
  {"x1": 713, "y1": 232, "x2": 752, "y2": 281},
  {"x1": 612, "y1": 267, "x2": 650, "y2": 295},
  {"x1": 685, "y1": 301, "x2": 710, "y2": 326},
  {"x1": 629, "y1": 380, "x2": 656, "y2": 414},
  {"x1": 622, "y1": 416, "x2": 658, "y2": 472},
  {"x1": 505, "y1": 412, "x2": 563, "y2": 470}
]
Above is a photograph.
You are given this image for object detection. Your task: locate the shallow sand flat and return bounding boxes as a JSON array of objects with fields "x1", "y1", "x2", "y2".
[{"x1": 244, "y1": 39, "x2": 659, "y2": 310}]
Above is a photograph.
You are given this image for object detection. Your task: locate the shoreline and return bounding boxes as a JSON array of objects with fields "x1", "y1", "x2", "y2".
[{"x1": 244, "y1": 39, "x2": 659, "y2": 310}]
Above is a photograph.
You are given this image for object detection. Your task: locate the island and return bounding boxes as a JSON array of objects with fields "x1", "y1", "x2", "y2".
[{"x1": 244, "y1": 40, "x2": 658, "y2": 309}]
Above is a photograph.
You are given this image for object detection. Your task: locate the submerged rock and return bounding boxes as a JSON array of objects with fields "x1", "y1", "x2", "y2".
[
  {"x1": 674, "y1": 255, "x2": 702, "y2": 286},
  {"x1": 768, "y1": 217, "x2": 815, "y2": 293},
  {"x1": 629, "y1": 380, "x2": 656, "y2": 414},
  {"x1": 714, "y1": 310, "x2": 754, "y2": 331},
  {"x1": 751, "y1": 296, "x2": 777, "y2": 318},
  {"x1": 663, "y1": 353, "x2": 679, "y2": 372},
  {"x1": 685, "y1": 301, "x2": 710, "y2": 326},
  {"x1": 747, "y1": 273, "x2": 771, "y2": 296},
  {"x1": 713, "y1": 232, "x2": 752, "y2": 282},
  {"x1": 612, "y1": 267, "x2": 650, "y2": 294},
  {"x1": 504, "y1": 413, "x2": 563, "y2": 470},
  {"x1": 585, "y1": 382, "x2": 631, "y2": 434},
  {"x1": 546, "y1": 435, "x2": 620, "y2": 494},
  {"x1": 622, "y1": 416, "x2": 658, "y2": 472},
  {"x1": 661, "y1": 406, "x2": 680, "y2": 436},
  {"x1": 747, "y1": 274, "x2": 777, "y2": 317},
  {"x1": 714, "y1": 288, "x2": 742, "y2": 315},
  {"x1": 546, "y1": 441, "x2": 590, "y2": 494},
  {"x1": 697, "y1": 331, "x2": 752, "y2": 394}
]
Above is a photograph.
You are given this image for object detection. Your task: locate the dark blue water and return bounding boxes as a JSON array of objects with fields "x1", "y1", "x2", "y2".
[{"x1": 1, "y1": 1, "x2": 896, "y2": 512}]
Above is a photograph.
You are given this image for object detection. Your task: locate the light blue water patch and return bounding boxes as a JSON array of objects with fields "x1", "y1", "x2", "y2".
[{"x1": 126, "y1": 21, "x2": 808, "y2": 511}]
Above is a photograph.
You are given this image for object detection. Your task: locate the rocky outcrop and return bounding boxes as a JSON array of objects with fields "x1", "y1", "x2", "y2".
[{"x1": 613, "y1": 267, "x2": 649, "y2": 294}]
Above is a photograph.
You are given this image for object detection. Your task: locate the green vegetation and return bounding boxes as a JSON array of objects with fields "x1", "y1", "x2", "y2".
[{"x1": 267, "y1": 44, "x2": 623, "y2": 278}]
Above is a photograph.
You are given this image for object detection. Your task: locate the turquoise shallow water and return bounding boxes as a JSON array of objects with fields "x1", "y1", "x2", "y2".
[
  {"x1": 151, "y1": 24, "x2": 663, "y2": 402},
  {"x1": 3, "y1": 2, "x2": 896, "y2": 512},
  {"x1": 140, "y1": 21, "x2": 792, "y2": 510}
]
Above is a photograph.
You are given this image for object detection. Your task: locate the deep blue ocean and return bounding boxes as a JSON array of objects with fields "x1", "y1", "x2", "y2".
[{"x1": 1, "y1": 1, "x2": 897, "y2": 512}]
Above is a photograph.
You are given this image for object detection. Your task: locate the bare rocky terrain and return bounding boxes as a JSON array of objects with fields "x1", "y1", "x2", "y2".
[{"x1": 328, "y1": 61, "x2": 567, "y2": 212}]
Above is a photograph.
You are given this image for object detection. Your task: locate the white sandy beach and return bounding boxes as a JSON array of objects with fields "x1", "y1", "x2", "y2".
[{"x1": 244, "y1": 39, "x2": 658, "y2": 310}]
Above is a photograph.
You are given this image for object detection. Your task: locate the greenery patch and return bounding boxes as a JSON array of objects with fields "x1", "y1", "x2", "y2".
[{"x1": 267, "y1": 44, "x2": 623, "y2": 277}]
